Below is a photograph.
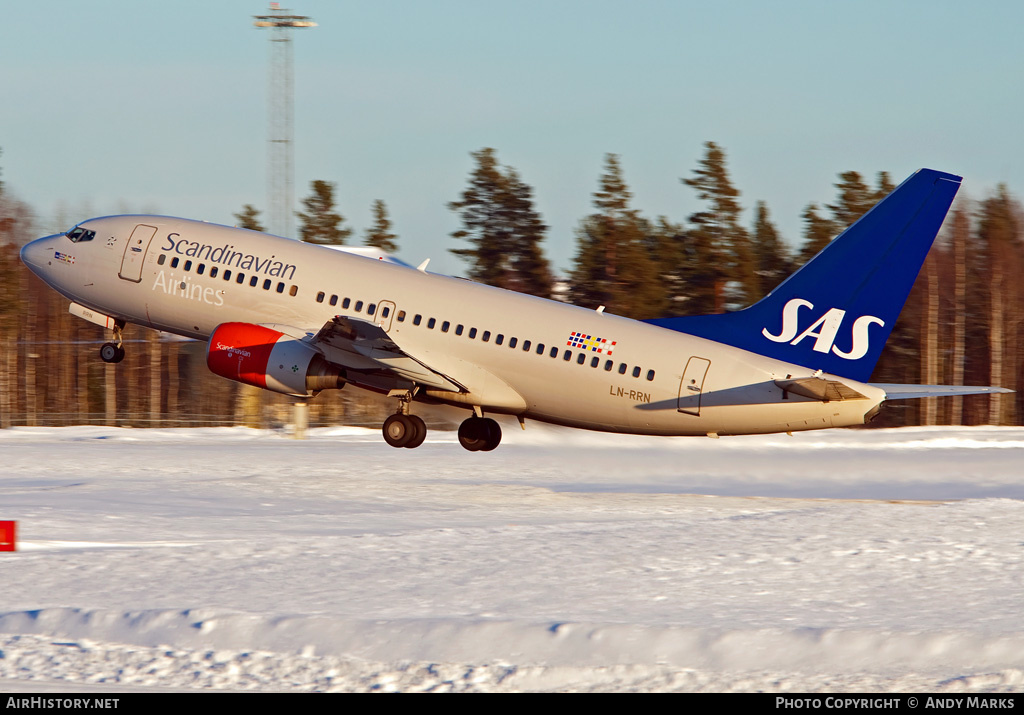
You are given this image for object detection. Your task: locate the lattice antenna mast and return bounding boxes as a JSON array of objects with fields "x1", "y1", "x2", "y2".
[{"x1": 254, "y1": 4, "x2": 316, "y2": 238}]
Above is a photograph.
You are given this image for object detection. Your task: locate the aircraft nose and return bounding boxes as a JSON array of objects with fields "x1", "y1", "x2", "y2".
[{"x1": 20, "y1": 234, "x2": 57, "y2": 276}]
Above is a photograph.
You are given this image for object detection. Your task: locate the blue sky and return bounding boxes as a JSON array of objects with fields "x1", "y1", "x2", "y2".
[{"x1": 2, "y1": 1, "x2": 1022, "y2": 276}]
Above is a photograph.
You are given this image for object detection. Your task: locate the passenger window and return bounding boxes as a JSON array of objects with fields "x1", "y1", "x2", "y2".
[
  {"x1": 632, "y1": 366, "x2": 641, "y2": 378},
  {"x1": 157, "y1": 254, "x2": 166, "y2": 265},
  {"x1": 317, "y1": 291, "x2": 325, "y2": 303},
  {"x1": 223, "y1": 270, "x2": 232, "y2": 281},
  {"x1": 250, "y1": 276, "x2": 259, "y2": 287},
  {"x1": 184, "y1": 260, "x2": 192, "y2": 271},
  {"x1": 367, "y1": 303, "x2": 376, "y2": 315},
  {"x1": 563, "y1": 350, "x2": 572, "y2": 361},
  {"x1": 591, "y1": 357, "x2": 599, "y2": 368},
  {"x1": 618, "y1": 363, "x2": 627, "y2": 374},
  {"x1": 550, "y1": 347, "x2": 558, "y2": 358},
  {"x1": 413, "y1": 314, "x2": 422, "y2": 326},
  {"x1": 508, "y1": 337, "x2": 517, "y2": 349},
  {"x1": 289, "y1": 285, "x2": 298, "y2": 297},
  {"x1": 397, "y1": 310, "x2": 406, "y2": 322},
  {"x1": 355, "y1": 301, "x2": 364, "y2": 312},
  {"x1": 604, "y1": 360, "x2": 613, "y2": 371},
  {"x1": 495, "y1": 334, "x2": 504, "y2": 346},
  {"x1": 276, "y1": 282, "x2": 285, "y2": 293},
  {"x1": 469, "y1": 328, "x2": 477, "y2": 339},
  {"x1": 646, "y1": 370, "x2": 655, "y2": 381},
  {"x1": 197, "y1": 264, "x2": 205, "y2": 275},
  {"x1": 455, "y1": 324, "x2": 464, "y2": 336},
  {"x1": 536, "y1": 343, "x2": 544, "y2": 355},
  {"x1": 441, "y1": 321, "x2": 450, "y2": 332},
  {"x1": 382, "y1": 306, "x2": 390, "y2": 318},
  {"x1": 427, "y1": 318, "x2": 436, "y2": 329},
  {"x1": 171, "y1": 257, "x2": 180, "y2": 268},
  {"x1": 482, "y1": 331, "x2": 491, "y2": 342},
  {"x1": 330, "y1": 295, "x2": 338, "y2": 306},
  {"x1": 522, "y1": 340, "x2": 531, "y2": 352},
  {"x1": 236, "y1": 273, "x2": 245, "y2": 284},
  {"x1": 577, "y1": 353, "x2": 586, "y2": 365},
  {"x1": 210, "y1": 267, "x2": 218, "y2": 278},
  {"x1": 263, "y1": 279, "x2": 272, "y2": 290},
  {"x1": 342, "y1": 298, "x2": 351, "y2": 309}
]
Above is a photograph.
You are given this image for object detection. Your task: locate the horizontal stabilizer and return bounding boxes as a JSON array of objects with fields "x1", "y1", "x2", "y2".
[
  {"x1": 775, "y1": 377, "x2": 868, "y2": 402},
  {"x1": 873, "y1": 384, "x2": 1015, "y2": 401}
]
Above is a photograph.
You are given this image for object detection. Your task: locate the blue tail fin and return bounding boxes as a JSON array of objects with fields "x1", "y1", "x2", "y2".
[{"x1": 646, "y1": 168, "x2": 962, "y2": 382}]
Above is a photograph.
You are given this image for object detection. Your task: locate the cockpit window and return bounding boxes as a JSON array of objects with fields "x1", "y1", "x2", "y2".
[{"x1": 65, "y1": 227, "x2": 96, "y2": 243}]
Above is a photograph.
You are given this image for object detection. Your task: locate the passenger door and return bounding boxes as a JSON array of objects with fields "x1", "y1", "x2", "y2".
[{"x1": 118, "y1": 224, "x2": 158, "y2": 282}]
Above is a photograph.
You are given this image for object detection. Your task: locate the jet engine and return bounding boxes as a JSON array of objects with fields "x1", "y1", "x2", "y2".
[{"x1": 207, "y1": 322, "x2": 345, "y2": 396}]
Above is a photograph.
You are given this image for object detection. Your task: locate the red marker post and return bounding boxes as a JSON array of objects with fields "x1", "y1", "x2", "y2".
[{"x1": 0, "y1": 521, "x2": 16, "y2": 551}]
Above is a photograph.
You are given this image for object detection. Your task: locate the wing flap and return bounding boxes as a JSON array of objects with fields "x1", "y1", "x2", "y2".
[
  {"x1": 775, "y1": 377, "x2": 868, "y2": 402},
  {"x1": 309, "y1": 315, "x2": 464, "y2": 392}
]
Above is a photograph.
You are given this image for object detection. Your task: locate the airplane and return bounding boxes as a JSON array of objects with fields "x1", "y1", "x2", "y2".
[{"x1": 20, "y1": 168, "x2": 1010, "y2": 451}]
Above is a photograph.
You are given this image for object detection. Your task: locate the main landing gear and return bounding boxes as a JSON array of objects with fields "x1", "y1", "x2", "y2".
[
  {"x1": 457, "y1": 416, "x2": 501, "y2": 452},
  {"x1": 99, "y1": 321, "x2": 127, "y2": 364},
  {"x1": 382, "y1": 389, "x2": 427, "y2": 449},
  {"x1": 382, "y1": 413, "x2": 427, "y2": 449},
  {"x1": 380, "y1": 390, "x2": 503, "y2": 451}
]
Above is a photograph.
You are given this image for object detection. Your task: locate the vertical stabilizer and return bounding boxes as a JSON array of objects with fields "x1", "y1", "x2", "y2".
[{"x1": 646, "y1": 168, "x2": 962, "y2": 382}]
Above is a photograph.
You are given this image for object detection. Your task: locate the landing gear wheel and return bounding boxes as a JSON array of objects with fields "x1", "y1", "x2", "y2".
[
  {"x1": 100, "y1": 342, "x2": 125, "y2": 364},
  {"x1": 404, "y1": 415, "x2": 427, "y2": 449},
  {"x1": 458, "y1": 417, "x2": 501, "y2": 452},
  {"x1": 478, "y1": 418, "x2": 501, "y2": 451},
  {"x1": 383, "y1": 413, "x2": 414, "y2": 448}
]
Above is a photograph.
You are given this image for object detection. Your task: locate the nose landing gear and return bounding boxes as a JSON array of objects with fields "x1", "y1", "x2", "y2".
[{"x1": 99, "y1": 321, "x2": 127, "y2": 364}]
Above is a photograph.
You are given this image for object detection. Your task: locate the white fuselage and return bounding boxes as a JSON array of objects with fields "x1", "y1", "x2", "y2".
[{"x1": 21, "y1": 215, "x2": 884, "y2": 437}]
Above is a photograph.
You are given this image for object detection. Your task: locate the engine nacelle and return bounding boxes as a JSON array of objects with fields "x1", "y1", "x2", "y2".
[{"x1": 207, "y1": 322, "x2": 345, "y2": 397}]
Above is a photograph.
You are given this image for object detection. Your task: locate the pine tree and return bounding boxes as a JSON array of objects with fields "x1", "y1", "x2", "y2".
[
  {"x1": 874, "y1": 171, "x2": 896, "y2": 201},
  {"x1": 500, "y1": 169, "x2": 553, "y2": 298},
  {"x1": 973, "y1": 186, "x2": 1022, "y2": 424},
  {"x1": 233, "y1": 204, "x2": 265, "y2": 232},
  {"x1": 449, "y1": 148, "x2": 507, "y2": 286},
  {"x1": 647, "y1": 217, "x2": 690, "y2": 314},
  {"x1": 948, "y1": 206, "x2": 969, "y2": 425},
  {"x1": 827, "y1": 171, "x2": 874, "y2": 229},
  {"x1": 363, "y1": 199, "x2": 398, "y2": 253},
  {"x1": 797, "y1": 203, "x2": 836, "y2": 265},
  {"x1": 681, "y1": 142, "x2": 754, "y2": 310},
  {"x1": 568, "y1": 154, "x2": 664, "y2": 318},
  {"x1": 749, "y1": 201, "x2": 790, "y2": 298},
  {"x1": 296, "y1": 180, "x2": 351, "y2": 245},
  {"x1": 449, "y1": 148, "x2": 553, "y2": 298}
]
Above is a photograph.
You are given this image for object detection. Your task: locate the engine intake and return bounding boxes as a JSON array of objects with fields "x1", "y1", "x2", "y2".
[{"x1": 207, "y1": 322, "x2": 345, "y2": 396}]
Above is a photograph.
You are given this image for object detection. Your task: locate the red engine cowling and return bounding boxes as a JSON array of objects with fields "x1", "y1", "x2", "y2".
[{"x1": 207, "y1": 322, "x2": 345, "y2": 396}]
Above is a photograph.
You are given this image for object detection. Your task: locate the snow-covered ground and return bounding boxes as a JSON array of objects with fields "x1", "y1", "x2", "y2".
[{"x1": 1, "y1": 422, "x2": 1023, "y2": 692}]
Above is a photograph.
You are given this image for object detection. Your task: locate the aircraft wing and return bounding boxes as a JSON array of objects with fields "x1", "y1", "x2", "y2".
[
  {"x1": 307, "y1": 315, "x2": 466, "y2": 393},
  {"x1": 871, "y1": 384, "x2": 1015, "y2": 400}
]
